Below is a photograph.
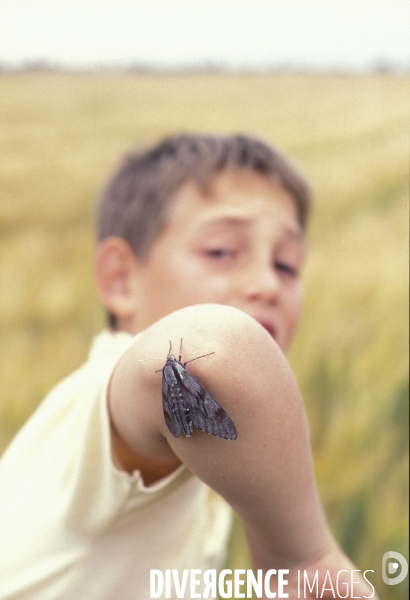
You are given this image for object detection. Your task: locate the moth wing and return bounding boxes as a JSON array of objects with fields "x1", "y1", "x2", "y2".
[
  {"x1": 180, "y1": 371, "x2": 237, "y2": 440},
  {"x1": 162, "y1": 376, "x2": 182, "y2": 438}
]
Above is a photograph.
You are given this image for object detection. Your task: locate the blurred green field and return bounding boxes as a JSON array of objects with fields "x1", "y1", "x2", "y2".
[{"x1": 0, "y1": 72, "x2": 408, "y2": 598}]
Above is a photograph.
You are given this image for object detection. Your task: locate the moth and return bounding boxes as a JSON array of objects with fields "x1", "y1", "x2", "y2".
[{"x1": 159, "y1": 339, "x2": 237, "y2": 440}]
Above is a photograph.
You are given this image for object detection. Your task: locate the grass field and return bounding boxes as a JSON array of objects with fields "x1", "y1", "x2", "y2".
[{"x1": 0, "y1": 72, "x2": 408, "y2": 598}]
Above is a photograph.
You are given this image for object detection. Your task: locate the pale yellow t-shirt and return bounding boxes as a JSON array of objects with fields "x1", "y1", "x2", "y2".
[{"x1": 0, "y1": 331, "x2": 232, "y2": 600}]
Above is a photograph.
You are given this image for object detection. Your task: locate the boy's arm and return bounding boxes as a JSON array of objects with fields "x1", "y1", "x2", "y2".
[{"x1": 108, "y1": 303, "x2": 377, "y2": 599}]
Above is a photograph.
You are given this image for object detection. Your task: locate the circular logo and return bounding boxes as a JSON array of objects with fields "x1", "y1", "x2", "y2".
[{"x1": 382, "y1": 551, "x2": 408, "y2": 586}]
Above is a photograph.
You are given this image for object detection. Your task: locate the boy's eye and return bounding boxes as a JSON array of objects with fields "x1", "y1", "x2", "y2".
[
  {"x1": 205, "y1": 248, "x2": 235, "y2": 259},
  {"x1": 274, "y1": 261, "x2": 298, "y2": 277}
]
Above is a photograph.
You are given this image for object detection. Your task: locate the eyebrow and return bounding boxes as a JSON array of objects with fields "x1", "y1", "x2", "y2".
[
  {"x1": 200, "y1": 216, "x2": 304, "y2": 241},
  {"x1": 201, "y1": 216, "x2": 253, "y2": 229}
]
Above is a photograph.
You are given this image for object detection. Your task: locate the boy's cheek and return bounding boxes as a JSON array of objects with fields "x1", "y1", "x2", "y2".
[
  {"x1": 166, "y1": 259, "x2": 233, "y2": 304},
  {"x1": 189, "y1": 276, "x2": 232, "y2": 303}
]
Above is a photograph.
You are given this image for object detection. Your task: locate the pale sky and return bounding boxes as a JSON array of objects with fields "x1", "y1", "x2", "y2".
[{"x1": 0, "y1": 0, "x2": 409, "y2": 71}]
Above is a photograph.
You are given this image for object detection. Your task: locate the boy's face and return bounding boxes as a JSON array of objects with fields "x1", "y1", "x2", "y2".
[{"x1": 129, "y1": 170, "x2": 305, "y2": 351}]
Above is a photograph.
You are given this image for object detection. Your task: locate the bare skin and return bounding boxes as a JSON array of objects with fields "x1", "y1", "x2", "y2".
[{"x1": 95, "y1": 171, "x2": 378, "y2": 599}]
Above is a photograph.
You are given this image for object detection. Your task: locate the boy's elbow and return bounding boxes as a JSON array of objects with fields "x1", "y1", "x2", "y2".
[
  {"x1": 153, "y1": 303, "x2": 310, "y2": 509},
  {"x1": 144, "y1": 303, "x2": 297, "y2": 433},
  {"x1": 145, "y1": 302, "x2": 281, "y2": 382}
]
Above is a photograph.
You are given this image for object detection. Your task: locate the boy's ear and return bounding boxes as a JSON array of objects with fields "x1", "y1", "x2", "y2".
[{"x1": 94, "y1": 237, "x2": 141, "y2": 326}]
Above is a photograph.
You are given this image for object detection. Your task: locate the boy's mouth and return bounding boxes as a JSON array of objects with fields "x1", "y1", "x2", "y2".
[{"x1": 255, "y1": 318, "x2": 277, "y2": 340}]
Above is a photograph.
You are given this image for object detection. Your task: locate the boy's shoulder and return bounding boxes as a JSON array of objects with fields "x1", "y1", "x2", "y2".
[{"x1": 0, "y1": 330, "x2": 135, "y2": 472}]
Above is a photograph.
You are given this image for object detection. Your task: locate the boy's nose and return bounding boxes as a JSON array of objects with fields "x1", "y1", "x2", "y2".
[{"x1": 241, "y1": 265, "x2": 281, "y2": 304}]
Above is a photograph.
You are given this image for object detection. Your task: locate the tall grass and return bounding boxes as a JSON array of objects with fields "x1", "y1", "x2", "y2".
[{"x1": 0, "y1": 72, "x2": 408, "y2": 598}]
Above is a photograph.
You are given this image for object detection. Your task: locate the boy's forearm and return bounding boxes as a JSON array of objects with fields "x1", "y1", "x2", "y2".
[{"x1": 108, "y1": 304, "x2": 333, "y2": 567}]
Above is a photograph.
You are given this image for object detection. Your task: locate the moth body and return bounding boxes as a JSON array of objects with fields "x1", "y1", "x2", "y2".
[
  {"x1": 162, "y1": 357, "x2": 193, "y2": 437},
  {"x1": 160, "y1": 340, "x2": 237, "y2": 441}
]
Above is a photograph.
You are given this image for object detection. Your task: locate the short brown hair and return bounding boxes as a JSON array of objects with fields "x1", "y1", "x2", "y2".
[{"x1": 96, "y1": 133, "x2": 311, "y2": 258}]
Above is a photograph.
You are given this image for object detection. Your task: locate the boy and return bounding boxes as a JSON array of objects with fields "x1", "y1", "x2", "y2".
[{"x1": 0, "y1": 134, "x2": 376, "y2": 599}]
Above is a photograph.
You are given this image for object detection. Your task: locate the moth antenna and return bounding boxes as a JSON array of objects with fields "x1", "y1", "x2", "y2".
[
  {"x1": 169, "y1": 340, "x2": 172, "y2": 354},
  {"x1": 179, "y1": 338, "x2": 183, "y2": 362},
  {"x1": 183, "y1": 351, "x2": 215, "y2": 366},
  {"x1": 137, "y1": 353, "x2": 196, "y2": 364},
  {"x1": 138, "y1": 355, "x2": 195, "y2": 360}
]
